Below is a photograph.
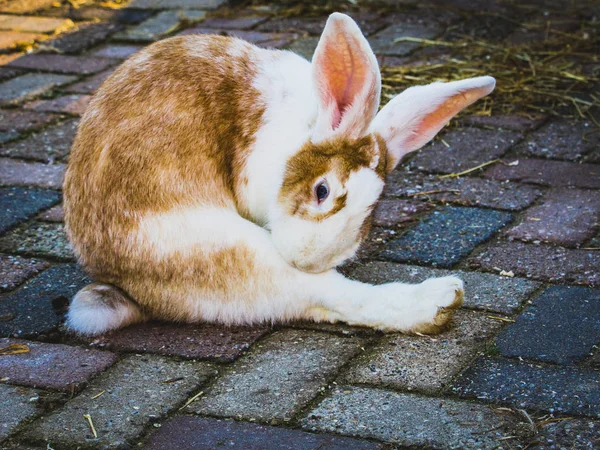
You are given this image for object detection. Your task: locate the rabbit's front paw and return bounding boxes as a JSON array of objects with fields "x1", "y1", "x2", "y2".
[{"x1": 409, "y1": 276, "x2": 463, "y2": 334}]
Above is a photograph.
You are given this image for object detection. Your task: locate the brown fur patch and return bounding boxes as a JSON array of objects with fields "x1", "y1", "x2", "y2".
[
  {"x1": 64, "y1": 35, "x2": 266, "y2": 309},
  {"x1": 278, "y1": 134, "x2": 386, "y2": 220}
]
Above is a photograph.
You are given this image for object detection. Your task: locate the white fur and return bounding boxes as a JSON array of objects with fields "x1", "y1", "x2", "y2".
[
  {"x1": 68, "y1": 13, "x2": 494, "y2": 336},
  {"x1": 67, "y1": 286, "x2": 146, "y2": 335}
]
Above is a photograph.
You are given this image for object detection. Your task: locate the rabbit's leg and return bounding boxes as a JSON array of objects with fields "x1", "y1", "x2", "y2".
[
  {"x1": 133, "y1": 207, "x2": 462, "y2": 334},
  {"x1": 66, "y1": 283, "x2": 148, "y2": 335},
  {"x1": 300, "y1": 271, "x2": 463, "y2": 333}
]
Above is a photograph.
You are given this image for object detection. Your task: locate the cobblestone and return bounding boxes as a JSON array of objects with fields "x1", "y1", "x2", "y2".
[
  {"x1": 0, "y1": 222, "x2": 72, "y2": 260},
  {"x1": 286, "y1": 36, "x2": 320, "y2": 59},
  {"x1": 348, "y1": 261, "x2": 540, "y2": 314},
  {"x1": 408, "y1": 128, "x2": 522, "y2": 174},
  {"x1": 495, "y1": 286, "x2": 600, "y2": 365},
  {"x1": 115, "y1": 10, "x2": 206, "y2": 42},
  {"x1": 0, "y1": 384, "x2": 41, "y2": 442},
  {"x1": 0, "y1": 338, "x2": 117, "y2": 391},
  {"x1": 0, "y1": 31, "x2": 42, "y2": 50},
  {"x1": 458, "y1": 115, "x2": 547, "y2": 131},
  {"x1": 91, "y1": 44, "x2": 143, "y2": 59},
  {"x1": 484, "y1": 159, "x2": 600, "y2": 189},
  {"x1": 372, "y1": 198, "x2": 432, "y2": 227},
  {"x1": 0, "y1": 255, "x2": 48, "y2": 292},
  {"x1": 38, "y1": 204, "x2": 62, "y2": 222},
  {"x1": 369, "y1": 22, "x2": 443, "y2": 56},
  {"x1": 7, "y1": 54, "x2": 117, "y2": 75},
  {"x1": 0, "y1": 73, "x2": 77, "y2": 105},
  {"x1": 196, "y1": 330, "x2": 364, "y2": 421},
  {"x1": 514, "y1": 120, "x2": 598, "y2": 161},
  {"x1": 534, "y1": 419, "x2": 599, "y2": 449},
  {"x1": 0, "y1": 0, "x2": 55, "y2": 14},
  {"x1": 450, "y1": 356, "x2": 600, "y2": 417},
  {"x1": 23, "y1": 95, "x2": 90, "y2": 115},
  {"x1": 342, "y1": 310, "x2": 504, "y2": 393},
  {"x1": 0, "y1": 119, "x2": 78, "y2": 163},
  {"x1": 43, "y1": 21, "x2": 123, "y2": 54},
  {"x1": 384, "y1": 168, "x2": 543, "y2": 211},
  {"x1": 23, "y1": 355, "x2": 217, "y2": 449},
  {"x1": 201, "y1": 16, "x2": 269, "y2": 30},
  {"x1": 469, "y1": 241, "x2": 600, "y2": 287},
  {"x1": 380, "y1": 206, "x2": 513, "y2": 268},
  {"x1": 0, "y1": 159, "x2": 65, "y2": 189},
  {"x1": 64, "y1": 68, "x2": 114, "y2": 94},
  {"x1": 0, "y1": 66, "x2": 24, "y2": 82},
  {"x1": 129, "y1": 0, "x2": 226, "y2": 9},
  {"x1": 42, "y1": 6, "x2": 152, "y2": 25},
  {"x1": 0, "y1": 109, "x2": 58, "y2": 133},
  {"x1": 0, "y1": 264, "x2": 89, "y2": 338},
  {"x1": 143, "y1": 416, "x2": 383, "y2": 450},
  {"x1": 0, "y1": 15, "x2": 72, "y2": 34},
  {"x1": 506, "y1": 188, "x2": 600, "y2": 247},
  {"x1": 88, "y1": 322, "x2": 270, "y2": 362},
  {"x1": 302, "y1": 386, "x2": 524, "y2": 449},
  {"x1": 0, "y1": 187, "x2": 60, "y2": 234}
]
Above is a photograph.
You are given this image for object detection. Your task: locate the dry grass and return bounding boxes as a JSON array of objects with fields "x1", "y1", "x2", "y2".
[{"x1": 380, "y1": 16, "x2": 599, "y2": 122}]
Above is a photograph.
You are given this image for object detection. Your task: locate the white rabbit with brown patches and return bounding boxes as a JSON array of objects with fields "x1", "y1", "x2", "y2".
[{"x1": 64, "y1": 13, "x2": 495, "y2": 336}]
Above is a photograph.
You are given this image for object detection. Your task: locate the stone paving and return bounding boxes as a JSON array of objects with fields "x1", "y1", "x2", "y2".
[{"x1": 0, "y1": 0, "x2": 598, "y2": 449}]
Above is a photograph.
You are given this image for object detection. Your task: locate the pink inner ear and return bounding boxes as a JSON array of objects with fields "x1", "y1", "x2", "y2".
[
  {"x1": 318, "y1": 30, "x2": 370, "y2": 130},
  {"x1": 407, "y1": 89, "x2": 489, "y2": 150}
]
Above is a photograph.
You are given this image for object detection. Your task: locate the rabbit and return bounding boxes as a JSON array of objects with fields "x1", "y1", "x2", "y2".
[{"x1": 63, "y1": 12, "x2": 495, "y2": 336}]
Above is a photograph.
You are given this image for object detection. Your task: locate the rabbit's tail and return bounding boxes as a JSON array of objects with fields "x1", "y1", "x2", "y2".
[{"x1": 66, "y1": 283, "x2": 147, "y2": 336}]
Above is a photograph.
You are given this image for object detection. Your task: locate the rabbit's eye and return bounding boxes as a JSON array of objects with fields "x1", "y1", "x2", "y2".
[{"x1": 315, "y1": 182, "x2": 329, "y2": 204}]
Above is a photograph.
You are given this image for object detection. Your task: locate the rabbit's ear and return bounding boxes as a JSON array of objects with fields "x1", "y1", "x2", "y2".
[
  {"x1": 370, "y1": 76, "x2": 496, "y2": 172},
  {"x1": 311, "y1": 13, "x2": 381, "y2": 143}
]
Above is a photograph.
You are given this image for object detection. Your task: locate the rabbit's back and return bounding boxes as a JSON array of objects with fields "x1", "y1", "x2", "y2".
[{"x1": 64, "y1": 35, "x2": 286, "y2": 278}]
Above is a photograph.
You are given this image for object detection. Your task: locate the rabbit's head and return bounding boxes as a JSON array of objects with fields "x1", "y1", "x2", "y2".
[{"x1": 270, "y1": 13, "x2": 496, "y2": 273}]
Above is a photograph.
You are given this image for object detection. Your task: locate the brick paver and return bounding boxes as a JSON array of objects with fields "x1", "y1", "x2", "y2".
[
  {"x1": 408, "y1": 128, "x2": 522, "y2": 174},
  {"x1": 7, "y1": 54, "x2": 118, "y2": 75},
  {"x1": 63, "y1": 68, "x2": 115, "y2": 94},
  {"x1": 469, "y1": 241, "x2": 600, "y2": 286},
  {"x1": 0, "y1": 158, "x2": 65, "y2": 189},
  {"x1": 0, "y1": 221, "x2": 73, "y2": 260},
  {"x1": 196, "y1": 330, "x2": 364, "y2": 421},
  {"x1": 88, "y1": 322, "x2": 270, "y2": 362},
  {"x1": 43, "y1": 21, "x2": 124, "y2": 54},
  {"x1": 0, "y1": 109, "x2": 59, "y2": 132},
  {"x1": 0, "y1": 254, "x2": 48, "y2": 292},
  {"x1": 484, "y1": 158, "x2": 600, "y2": 189},
  {"x1": 451, "y1": 356, "x2": 600, "y2": 417},
  {"x1": 0, "y1": 73, "x2": 77, "y2": 105},
  {"x1": 115, "y1": 10, "x2": 206, "y2": 42},
  {"x1": 302, "y1": 386, "x2": 525, "y2": 449},
  {"x1": 0, "y1": 264, "x2": 89, "y2": 337},
  {"x1": 384, "y1": 168, "x2": 543, "y2": 211},
  {"x1": 0, "y1": 384, "x2": 41, "y2": 442},
  {"x1": 0, "y1": 338, "x2": 117, "y2": 391},
  {"x1": 23, "y1": 355, "x2": 217, "y2": 449},
  {"x1": 23, "y1": 95, "x2": 90, "y2": 115},
  {"x1": 0, "y1": 186, "x2": 60, "y2": 234},
  {"x1": 380, "y1": 206, "x2": 513, "y2": 268},
  {"x1": 0, "y1": 119, "x2": 78, "y2": 162},
  {"x1": 495, "y1": 286, "x2": 600, "y2": 365},
  {"x1": 342, "y1": 310, "x2": 504, "y2": 393},
  {"x1": 505, "y1": 188, "x2": 600, "y2": 247},
  {"x1": 514, "y1": 119, "x2": 599, "y2": 161},
  {"x1": 0, "y1": 1, "x2": 598, "y2": 448},
  {"x1": 143, "y1": 416, "x2": 383, "y2": 450}
]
